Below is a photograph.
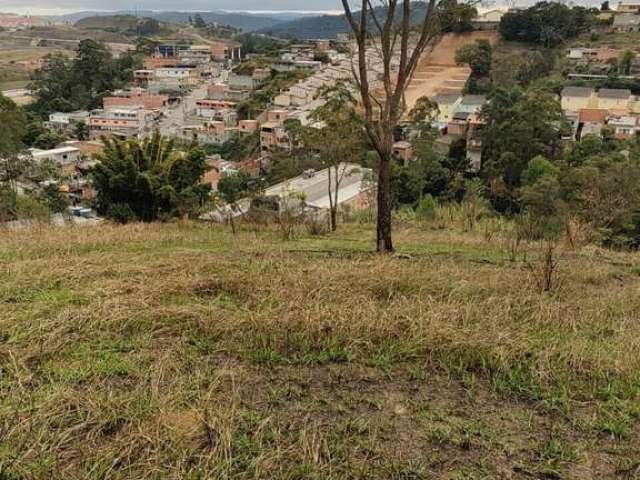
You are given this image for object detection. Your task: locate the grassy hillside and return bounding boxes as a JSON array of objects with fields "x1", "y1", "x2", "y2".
[
  {"x1": 56, "y1": 10, "x2": 285, "y2": 33},
  {"x1": 1, "y1": 219, "x2": 639, "y2": 478}
]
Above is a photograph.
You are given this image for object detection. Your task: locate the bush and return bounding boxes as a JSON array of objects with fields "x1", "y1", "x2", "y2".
[
  {"x1": 0, "y1": 184, "x2": 17, "y2": 222},
  {"x1": 15, "y1": 195, "x2": 50, "y2": 222},
  {"x1": 108, "y1": 203, "x2": 137, "y2": 224},
  {"x1": 415, "y1": 195, "x2": 438, "y2": 221}
]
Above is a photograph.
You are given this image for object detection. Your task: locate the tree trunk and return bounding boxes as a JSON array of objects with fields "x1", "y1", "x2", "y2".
[
  {"x1": 229, "y1": 210, "x2": 236, "y2": 235},
  {"x1": 330, "y1": 207, "x2": 338, "y2": 232},
  {"x1": 376, "y1": 153, "x2": 393, "y2": 252}
]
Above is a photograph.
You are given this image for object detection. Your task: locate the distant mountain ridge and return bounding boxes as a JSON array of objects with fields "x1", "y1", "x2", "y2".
[
  {"x1": 53, "y1": 10, "x2": 312, "y2": 32},
  {"x1": 257, "y1": 2, "x2": 430, "y2": 39}
]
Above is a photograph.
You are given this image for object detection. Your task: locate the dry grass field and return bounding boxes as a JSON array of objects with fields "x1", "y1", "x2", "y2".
[
  {"x1": 404, "y1": 32, "x2": 499, "y2": 115},
  {"x1": 0, "y1": 36, "x2": 73, "y2": 91},
  {"x1": 1, "y1": 219, "x2": 639, "y2": 479}
]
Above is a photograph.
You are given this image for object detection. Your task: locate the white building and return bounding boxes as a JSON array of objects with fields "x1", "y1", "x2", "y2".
[{"x1": 29, "y1": 146, "x2": 81, "y2": 166}]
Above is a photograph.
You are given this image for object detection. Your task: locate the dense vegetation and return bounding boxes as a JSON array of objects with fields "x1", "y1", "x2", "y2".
[
  {"x1": 499, "y1": 2, "x2": 597, "y2": 47},
  {"x1": 92, "y1": 133, "x2": 211, "y2": 223},
  {"x1": 74, "y1": 15, "x2": 162, "y2": 36},
  {"x1": 29, "y1": 39, "x2": 142, "y2": 116}
]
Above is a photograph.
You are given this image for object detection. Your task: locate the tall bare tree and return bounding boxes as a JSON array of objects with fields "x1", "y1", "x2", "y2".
[{"x1": 340, "y1": 0, "x2": 440, "y2": 252}]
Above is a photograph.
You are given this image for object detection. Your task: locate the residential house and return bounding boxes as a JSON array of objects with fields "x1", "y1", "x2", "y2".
[
  {"x1": 178, "y1": 45, "x2": 212, "y2": 64},
  {"x1": 567, "y1": 48, "x2": 619, "y2": 62},
  {"x1": 617, "y1": 1, "x2": 640, "y2": 13},
  {"x1": 210, "y1": 40, "x2": 242, "y2": 62},
  {"x1": 272, "y1": 59, "x2": 323, "y2": 73},
  {"x1": 154, "y1": 67, "x2": 193, "y2": 81},
  {"x1": 88, "y1": 108, "x2": 154, "y2": 139},
  {"x1": 30, "y1": 146, "x2": 81, "y2": 166},
  {"x1": 392, "y1": 141, "x2": 413, "y2": 166},
  {"x1": 47, "y1": 111, "x2": 89, "y2": 132},
  {"x1": 228, "y1": 70, "x2": 269, "y2": 90},
  {"x1": 207, "y1": 83, "x2": 250, "y2": 102},
  {"x1": 238, "y1": 120, "x2": 258, "y2": 134},
  {"x1": 597, "y1": 88, "x2": 632, "y2": 111},
  {"x1": 134, "y1": 69, "x2": 155, "y2": 84},
  {"x1": 561, "y1": 86, "x2": 594, "y2": 113},
  {"x1": 155, "y1": 43, "x2": 190, "y2": 59},
  {"x1": 471, "y1": 9, "x2": 504, "y2": 29},
  {"x1": 103, "y1": 89, "x2": 169, "y2": 110},
  {"x1": 612, "y1": 13, "x2": 640, "y2": 32},
  {"x1": 609, "y1": 115, "x2": 638, "y2": 138},
  {"x1": 178, "y1": 122, "x2": 236, "y2": 145},
  {"x1": 433, "y1": 93, "x2": 462, "y2": 126},
  {"x1": 578, "y1": 108, "x2": 609, "y2": 139},
  {"x1": 195, "y1": 99, "x2": 237, "y2": 119},
  {"x1": 260, "y1": 120, "x2": 291, "y2": 152},
  {"x1": 457, "y1": 95, "x2": 486, "y2": 115},
  {"x1": 448, "y1": 111, "x2": 472, "y2": 136}
]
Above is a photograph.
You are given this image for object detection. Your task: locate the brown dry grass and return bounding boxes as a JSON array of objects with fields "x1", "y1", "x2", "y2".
[{"x1": 1, "y1": 220, "x2": 639, "y2": 479}]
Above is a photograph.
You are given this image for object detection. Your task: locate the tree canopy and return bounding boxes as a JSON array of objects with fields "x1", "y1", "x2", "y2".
[
  {"x1": 92, "y1": 132, "x2": 211, "y2": 222},
  {"x1": 29, "y1": 40, "x2": 143, "y2": 116},
  {"x1": 499, "y1": 2, "x2": 596, "y2": 47}
]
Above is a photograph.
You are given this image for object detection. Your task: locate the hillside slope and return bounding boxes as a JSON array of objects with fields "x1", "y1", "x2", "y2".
[
  {"x1": 59, "y1": 10, "x2": 285, "y2": 33},
  {"x1": 1, "y1": 221, "x2": 639, "y2": 478},
  {"x1": 258, "y1": 2, "x2": 429, "y2": 39}
]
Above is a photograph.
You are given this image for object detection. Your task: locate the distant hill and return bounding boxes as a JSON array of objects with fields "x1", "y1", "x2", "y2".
[
  {"x1": 76, "y1": 15, "x2": 143, "y2": 30},
  {"x1": 75, "y1": 15, "x2": 166, "y2": 36},
  {"x1": 148, "y1": 12, "x2": 282, "y2": 32},
  {"x1": 257, "y1": 3, "x2": 429, "y2": 40},
  {"x1": 55, "y1": 10, "x2": 300, "y2": 33},
  {"x1": 259, "y1": 13, "x2": 349, "y2": 40}
]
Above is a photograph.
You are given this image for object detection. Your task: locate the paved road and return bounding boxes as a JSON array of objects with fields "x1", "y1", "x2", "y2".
[
  {"x1": 156, "y1": 84, "x2": 208, "y2": 137},
  {"x1": 155, "y1": 68, "x2": 230, "y2": 137}
]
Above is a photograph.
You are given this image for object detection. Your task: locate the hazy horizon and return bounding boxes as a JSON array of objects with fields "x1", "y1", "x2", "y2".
[
  {"x1": 0, "y1": 0, "x2": 605, "y2": 16},
  {"x1": 0, "y1": 0, "x2": 345, "y2": 16}
]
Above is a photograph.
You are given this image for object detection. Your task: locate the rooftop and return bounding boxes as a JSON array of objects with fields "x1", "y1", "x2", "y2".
[
  {"x1": 30, "y1": 146, "x2": 80, "y2": 156},
  {"x1": 562, "y1": 86, "x2": 594, "y2": 98},
  {"x1": 578, "y1": 108, "x2": 609, "y2": 123},
  {"x1": 598, "y1": 88, "x2": 632, "y2": 99},
  {"x1": 461, "y1": 95, "x2": 486, "y2": 105},
  {"x1": 613, "y1": 13, "x2": 640, "y2": 25}
]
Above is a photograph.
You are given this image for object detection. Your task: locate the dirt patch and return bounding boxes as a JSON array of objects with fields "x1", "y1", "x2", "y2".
[{"x1": 405, "y1": 31, "x2": 500, "y2": 114}]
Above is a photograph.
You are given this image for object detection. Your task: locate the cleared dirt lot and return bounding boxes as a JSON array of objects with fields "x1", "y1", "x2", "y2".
[{"x1": 405, "y1": 31, "x2": 499, "y2": 114}]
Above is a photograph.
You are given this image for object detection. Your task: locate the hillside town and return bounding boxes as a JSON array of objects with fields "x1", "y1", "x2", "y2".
[{"x1": 5, "y1": 0, "x2": 640, "y2": 227}]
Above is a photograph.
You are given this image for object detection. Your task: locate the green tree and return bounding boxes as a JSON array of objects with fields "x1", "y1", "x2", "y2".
[
  {"x1": 438, "y1": 0, "x2": 478, "y2": 32},
  {"x1": 0, "y1": 94, "x2": 26, "y2": 159},
  {"x1": 74, "y1": 122, "x2": 89, "y2": 141},
  {"x1": 40, "y1": 184, "x2": 69, "y2": 213},
  {"x1": 618, "y1": 49, "x2": 635, "y2": 76},
  {"x1": 193, "y1": 13, "x2": 207, "y2": 29},
  {"x1": 290, "y1": 86, "x2": 365, "y2": 231},
  {"x1": 33, "y1": 129, "x2": 65, "y2": 150},
  {"x1": 30, "y1": 40, "x2": 142, "y2": 116},
  {"x1": 480, "y1": 87, "x2": 567, "y2": 211},
  {"x1": 313, "y1": 50, "x2": 331, "y2": 64},
  {"x1": 455, "y1": 39, "x2": 492, "y2": 77},
  {"x1": 499, "y1": 2, "x2": 596, "y2": 47},
  {"x1": 92, "y1": 132, "x2": 209, "y2": 222},
  {"x1": 521, "y1": 155, "x2": 560, "y2": 186},
  {"x1": 217, "y1": 170, "x2": 250, "y2": 233}
]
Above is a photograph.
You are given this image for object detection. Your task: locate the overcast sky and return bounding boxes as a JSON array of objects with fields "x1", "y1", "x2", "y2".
[{"x1": 1, "y1": 0, "x2": 345, "y2": 15}]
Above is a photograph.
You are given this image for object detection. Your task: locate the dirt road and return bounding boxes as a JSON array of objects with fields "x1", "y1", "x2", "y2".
[{"x1": 404, "y1": 31, "x2": 499, "y2": 114}]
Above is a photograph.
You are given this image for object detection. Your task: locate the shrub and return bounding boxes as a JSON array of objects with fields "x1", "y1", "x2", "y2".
[
  {"x1": 15, "y1": 195, "x2": 50, "y2": 222},
  {"x1": 415, "y1": 195, "x2": 438, "y2": 221},
  {"x1": 108, "y1": 203, "x2": 137, "y2": 224}
]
